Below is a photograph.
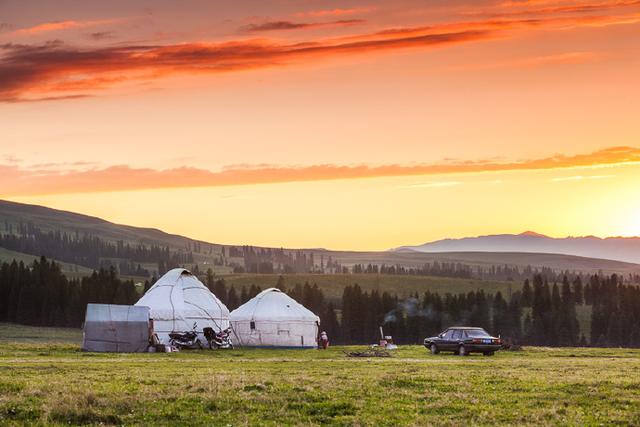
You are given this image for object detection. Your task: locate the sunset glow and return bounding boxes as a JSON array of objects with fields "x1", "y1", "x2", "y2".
[{"x1": 2, "y1": 0, "x2": 640, "y2": 249}]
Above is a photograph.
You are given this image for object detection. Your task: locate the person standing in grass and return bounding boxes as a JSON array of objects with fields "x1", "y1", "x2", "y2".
[{"x1": 319, "y1": 331, "x2": 329, "y2": 349}]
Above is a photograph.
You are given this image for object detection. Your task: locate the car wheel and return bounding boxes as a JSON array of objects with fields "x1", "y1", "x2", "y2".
[
  {"x1": 483, "y1": 351, "x2": 495, "y2": 356},
  {"x1": 430, "y1": 344, "x2": 439, "y2": 355},
  {"x1": 458, "y1": 345, "x2": 468, "y2": 356}
]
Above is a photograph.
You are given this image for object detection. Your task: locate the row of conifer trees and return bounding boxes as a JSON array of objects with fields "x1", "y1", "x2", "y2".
[
  {"x1": 205, "y1": 272, "x2": 640, "y2": 347},
  {"x1": 1, "y1": 257, "x2": 639, "y2": 347}
]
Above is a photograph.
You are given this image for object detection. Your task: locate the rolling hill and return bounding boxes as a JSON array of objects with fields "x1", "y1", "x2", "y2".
[
  {"x1": 0, "y1": 199, "x2": 210, "y2": 249},
  {"x1": 1, "y1": 199, "x2": 639, "y2": 279},
  {"x1": 394, "y1": 231, "x2": 640, "y2": 264},
  {"x1": 316, "y1": 249, "x2": 640, "y2": 275}
]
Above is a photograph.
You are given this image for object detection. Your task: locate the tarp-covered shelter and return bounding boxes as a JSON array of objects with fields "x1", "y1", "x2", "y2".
[
  {"x1": 82, "y1": 303, "x2": 150, "y2": 352},
  {"x1": 230, "y1": 288, "x2": 320, "y2": 348},
  {"x1": 135, "y1": 268, "x2": 229, "y2": 345}
]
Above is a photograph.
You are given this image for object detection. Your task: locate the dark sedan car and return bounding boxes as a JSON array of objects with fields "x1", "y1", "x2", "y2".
[{"x1": 423, "y1": 327, "x2": 502, "y2": 356}]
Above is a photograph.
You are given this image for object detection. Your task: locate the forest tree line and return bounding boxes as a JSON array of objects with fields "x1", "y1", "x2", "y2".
[
  {"x1": 2, "y1": 257, "x2": 640, "y2": 347},
  {"x1": 204, "y1": 271, "x2": 640, "y2": 347},
  {"x1": 0, "y1": 223, "x2": 192, "y2": 276},
  {"x1": 0, "y1": 257, "x2": 139, "y2": 328}
]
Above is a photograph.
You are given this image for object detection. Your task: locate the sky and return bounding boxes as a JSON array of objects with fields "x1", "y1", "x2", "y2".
[{"x1": 1, "y1": 0, "x2": 640, "y2": 250}]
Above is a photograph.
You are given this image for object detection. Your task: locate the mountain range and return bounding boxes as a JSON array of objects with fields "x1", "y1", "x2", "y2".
[
  {"x1": 394, "y1": 231, "x2": 640, "y2": 264},
  {"x1": 0, "y1": 199, "x2": 639, "y2": 278}
]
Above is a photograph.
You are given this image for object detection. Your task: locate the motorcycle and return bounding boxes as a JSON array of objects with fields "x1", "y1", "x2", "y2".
[
  {"x1": 203, "y1": 327, "x2": 234, "y2": 349},
  {"x1": 168, "y1": 323, "x2": 203, "y2": 350}
]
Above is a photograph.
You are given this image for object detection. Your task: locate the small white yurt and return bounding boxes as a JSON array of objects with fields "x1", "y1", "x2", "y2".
[
  {"x1": 230, "y1": 288, "x2": 320, "y2": 348},
  {"x1": 135, "y1": 268, "x2": 229, "y2": 345}
]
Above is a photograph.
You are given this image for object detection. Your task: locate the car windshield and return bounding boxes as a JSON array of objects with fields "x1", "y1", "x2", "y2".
[{"x1": 465, "y1": 329, "x2": 490, "y2": 338}]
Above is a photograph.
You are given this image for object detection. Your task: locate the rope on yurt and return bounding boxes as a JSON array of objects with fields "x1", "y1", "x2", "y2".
[
  {"x1": 182, "y1": 282, "x2": 227, "y2": 331},
  {"x1": 183, "y1": 300, "x2": 222, "y2": 330},
  {"x1": 169, "y1": 275, "x2": 178, "y2": 332}
]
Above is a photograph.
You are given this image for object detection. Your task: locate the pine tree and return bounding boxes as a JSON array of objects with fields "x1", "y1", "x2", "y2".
[
  {"x1": 240, "y1": 286, "x2": 248, "y2": 305},
  {"x1": 521, "y1": 279, "x2": 532, "y2": 307},
  {"x1": 506, "y1": 294, "x2": 522, "y2": 341},
  {"x1": 560, "y1": 278, "x2": 579, "y2": 346},
  {"x1": 572, "y1": 276, "x2": 584, "y2": 305},
  {"x1": 492, "y1": 292, "x2": 509, "y2": 336},
  {"x1": 213, "y1": 279, "x2": 227, "y2": 304},
  {"x1": 322, "y1": 302, "x2": 340, "y2": 344},
  {"x1": 227, "y1": 286, "x2": 240, "y2": 310}
]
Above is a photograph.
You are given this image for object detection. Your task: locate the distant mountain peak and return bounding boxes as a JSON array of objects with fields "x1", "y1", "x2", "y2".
[
  {"x1": 519, "y1": 231, "x2": 548, "y2": 238},
  {"x1": 393, "y1": 231, "x2": 640, "y2": 264}
]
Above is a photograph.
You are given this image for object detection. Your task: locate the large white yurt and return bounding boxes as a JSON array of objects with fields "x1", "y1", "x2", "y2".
[
  {"x1": 135, "y1": 268, "x2": 229, "y2": 345},
  {"x1": 230, "y1": 288, "x2": 320, "y2": 348}
]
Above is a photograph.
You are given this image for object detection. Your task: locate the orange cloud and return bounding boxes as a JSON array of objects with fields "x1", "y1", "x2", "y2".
[
  {"x1": 493, "y1": 0, "x2": 640, "y2": 17},
  {"x1": 8, "y1": 19, "x2": 120, "y2": 37},
  {"x1": 337, "y1": 9, "x2": 640, "y2": 44},
  {"x1": 296, "y1": 8, "x2": 375, "y2": 18},
  {"x1": 1, "y1": 5, "x2": 638, "y2": 102},
  {"x1": 1, "y1": 146, "x2": 639, "y2": 196},
  {"x1": 241, "y1": 19, "x2": 364, "y2": 33},
  {"x1": 0, "y1": 29, "x2": 495, "y2": 102},
  {"x1": 499, "y1": 0, "x2": 637, "y2": 11}
]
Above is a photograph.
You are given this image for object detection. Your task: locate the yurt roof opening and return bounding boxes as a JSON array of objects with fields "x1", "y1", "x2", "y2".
[
  {"x1": 135, "y1": 268, "x2": 229, "y2": 345},
  {"x1": 230, "y1": 288, "x2": 320, "y2": 348}
]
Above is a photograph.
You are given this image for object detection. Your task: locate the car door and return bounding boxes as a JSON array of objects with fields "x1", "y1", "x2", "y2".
[
  {"x1": 450, "y1": 329, "x2": 463, "y2": 349},
  {"x1": 439, "y1": 329, "x2": 455, "y2": 350}
]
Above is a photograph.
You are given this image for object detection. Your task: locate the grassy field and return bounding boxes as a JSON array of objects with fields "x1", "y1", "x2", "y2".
[
  {"x1": 0, "y1": 323, "x2": 83, "y2": 344},
  {"x1": 221, "y1": 273, "x2": 516, "y2": 301},
  {"x1": 1, "y1": 325, "x2": 639, "y2": 425},
  {"x1": 0, "y1": 248, "x2": 92, "y2": 279}
]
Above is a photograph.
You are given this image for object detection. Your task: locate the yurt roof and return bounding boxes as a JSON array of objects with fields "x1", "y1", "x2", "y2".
[
  {"x1": 135, "y1": 268, "x2": 229, "y2": 321},
  {"x1": 230, "y1": 288, "x2": 319, "y2": 322}
]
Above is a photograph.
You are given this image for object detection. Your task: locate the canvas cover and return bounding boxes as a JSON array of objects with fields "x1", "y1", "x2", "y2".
[
  {"x1": 82, "y1": 304, "x2": 150, "y2": 352},
  {"x1": 230, "y1": 288, "x2": 320, "y2": 348},
  {"x1": 135, "y1": 268, "x2": 229, "y2": 345}
]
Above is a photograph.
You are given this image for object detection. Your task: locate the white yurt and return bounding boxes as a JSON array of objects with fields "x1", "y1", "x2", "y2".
[
  {"x1": 135, "y1": 268, "x2": 229, "y2": 345},
  {"x1": 230, "y1": 288, "x2": 320, "y2": 348}
]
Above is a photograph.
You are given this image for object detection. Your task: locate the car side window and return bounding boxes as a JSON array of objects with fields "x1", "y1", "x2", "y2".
[
  {"x1": 451, "y1": 330, "x2": 462, "y2": 340},
  {"x1": 442, "y1": 329, "x2": 453, "y2": 340}
]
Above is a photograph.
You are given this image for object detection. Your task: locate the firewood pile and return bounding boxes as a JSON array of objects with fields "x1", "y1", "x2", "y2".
[{"x1": 345, "y1": 347, "x2": 393, "y2": 358}]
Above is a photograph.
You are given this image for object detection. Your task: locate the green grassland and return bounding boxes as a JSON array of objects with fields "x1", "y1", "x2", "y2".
[
  {"x1": 0, "y1": 323, "x2": 83, "y2": 344},
  {"x1": 221, "y1": 273, "x2": 516, "y2": 301},
  {"x1": 0, "y1": 248, "x2": 93, "y2": 279},
  {"x1": 1, "y1": 324, "x2": 639, "y2": 425}
]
